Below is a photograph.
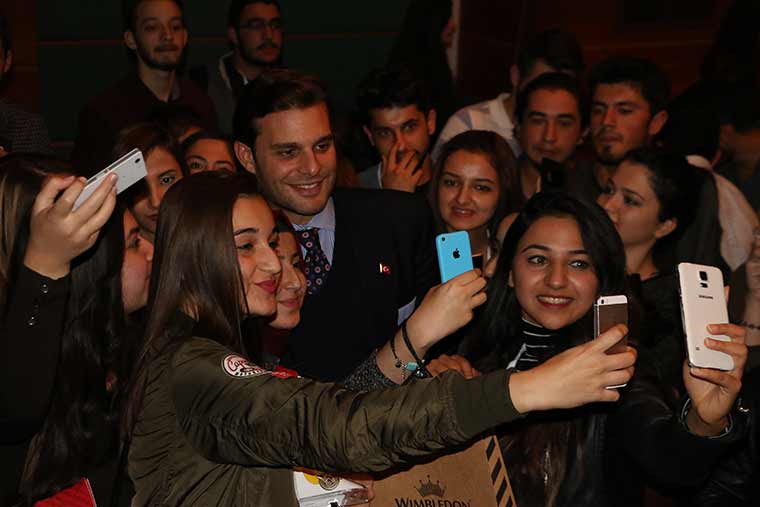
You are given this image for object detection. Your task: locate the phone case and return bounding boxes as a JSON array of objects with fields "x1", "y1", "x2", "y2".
[
  {"x1": 593, "y1": 295, "x2": 628, "y2": 354},
  {"x1": 435, "y1": 231, "x2": 473, "y2": 283},
  {"x1": 73, "y1": 148, "x2": 147, "y2": 210},
  {"x1": 678, "y1": 263, "x2": 734, "y2": 371}
]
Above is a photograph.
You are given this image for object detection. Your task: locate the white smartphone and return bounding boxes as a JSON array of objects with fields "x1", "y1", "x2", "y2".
[
  {"x1": 73, "y1": 148, "x2": 147, "y2": 210},
  {"x1": 677, "y1": 263, "x2": 734, "y2": 371},
  {"x1": 594, "y1": 295, "x2": 628, "y2": 388}
]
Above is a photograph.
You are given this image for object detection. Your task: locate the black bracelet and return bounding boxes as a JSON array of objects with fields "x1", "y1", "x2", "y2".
[
  {"x1": 401, "y1": 320, "x2": 430, "y2": 378},
  {"x1": 389, "y1": 333, "x2": 408, "y2": 381}
]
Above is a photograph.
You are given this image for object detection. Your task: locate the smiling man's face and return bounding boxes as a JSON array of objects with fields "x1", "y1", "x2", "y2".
[{"x1": 247, "y1": 102, "x2": 336, "y2": 225}]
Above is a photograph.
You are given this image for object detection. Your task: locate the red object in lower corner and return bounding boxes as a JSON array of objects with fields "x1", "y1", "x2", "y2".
[{"x1": 35, "y1": 478, "x2": 97, "y2": 507}]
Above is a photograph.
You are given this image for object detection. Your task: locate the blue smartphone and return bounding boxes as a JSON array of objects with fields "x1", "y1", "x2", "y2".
[{"x1": 436, "y1": 231, "x2": 474, "y2": 283}]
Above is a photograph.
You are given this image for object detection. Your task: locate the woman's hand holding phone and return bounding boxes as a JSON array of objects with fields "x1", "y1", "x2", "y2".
[
  {"x1": 509, "y1": 324, "x2": 637, "y2": 413},
  {"x1": 24, "y1": 173, "x2": 117, "y2": 279},
  {"x1": 682, "y1": 323, "x2": 747, "y2": 437},
  {"x1": 405, "y1": 269, "x2": 487, "y2": 353}
]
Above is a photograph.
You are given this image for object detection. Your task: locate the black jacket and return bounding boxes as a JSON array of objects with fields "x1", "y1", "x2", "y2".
[
  {"x1": 282, "y1": 188, "x2": 436, "y2": 381},
  {"x1": 0, "y1": 267, "x2": 69, "y2": 506},
  {"x1": 475, "y1": 334, "x2": 747, "y2": 507}
]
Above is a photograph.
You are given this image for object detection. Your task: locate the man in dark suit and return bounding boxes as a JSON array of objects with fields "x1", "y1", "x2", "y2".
[{"x1": 233, "y1": 70, "x2": 436, "y2": 381}]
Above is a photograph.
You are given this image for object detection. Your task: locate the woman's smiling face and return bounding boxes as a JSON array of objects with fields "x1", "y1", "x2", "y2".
[{"x1": 510, "y1": 215, "x2": 599, "y2": 330}]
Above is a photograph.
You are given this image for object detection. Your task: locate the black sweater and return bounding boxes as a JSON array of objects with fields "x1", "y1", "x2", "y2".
[{"x1": 0, "y1": 266, "x2": 69, "y2": 506}]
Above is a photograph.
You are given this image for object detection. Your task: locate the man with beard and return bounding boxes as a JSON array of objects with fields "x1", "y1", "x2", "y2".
[
  {"x1": 589, "y1": 57, "x2": 757, "y2": 270},
  {"x1": 193, "y1": 0, "x2": 283, "y2": 135},
  {"x1": 587, "y1": 57, "x2": 669, "y2": 197},
  {"x1": 0, "y1": 13, "x2": 51, "y2": 156},
  {"x1": 72, "y1": 0, "x2": 216, "y2": 176},
  {"x1": 356, "y1": 67, "x2": 435, "y2": 193}
]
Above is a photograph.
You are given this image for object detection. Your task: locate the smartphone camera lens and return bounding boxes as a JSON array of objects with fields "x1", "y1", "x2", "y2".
[
  {"x1": 135, "y1": 159, "x2": 141, "y2": 164},
  {"x1": 699, "y1": 271, "x2": 708, "y2": 281}
]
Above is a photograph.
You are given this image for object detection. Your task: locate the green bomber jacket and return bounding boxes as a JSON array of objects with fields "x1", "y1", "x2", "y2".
[{"x1": 128, "y1": 334, "x2": 519, "y2": 506}]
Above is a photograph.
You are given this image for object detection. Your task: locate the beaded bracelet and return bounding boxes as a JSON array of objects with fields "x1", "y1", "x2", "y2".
[
  {"x1": 389, "y1": 332, "x2": 420, "y2": 381},
  {"x1": 401, "y1": 320, "x2": 430, "y2": 378}
]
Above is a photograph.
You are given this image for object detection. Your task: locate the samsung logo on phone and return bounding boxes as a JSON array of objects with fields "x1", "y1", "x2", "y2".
[{"x1": 698, "y1": 295, "x2": 714, "y2": 300}]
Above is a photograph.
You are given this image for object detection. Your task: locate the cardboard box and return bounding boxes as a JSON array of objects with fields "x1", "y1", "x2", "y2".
[{"x1": 370, "y1": 436, "x2": 516, "y2": 507}]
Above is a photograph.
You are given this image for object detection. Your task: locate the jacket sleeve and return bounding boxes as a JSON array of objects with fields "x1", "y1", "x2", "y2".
[
  {"x1": 171, "y1": 338, "x2": 519, "y2": 472},
  {"x1": 0, "y1": 266, "x2": 69, "y2": 442},
  {"x1": 611, "y1": 353, "x2": 748, "y2": 488}
]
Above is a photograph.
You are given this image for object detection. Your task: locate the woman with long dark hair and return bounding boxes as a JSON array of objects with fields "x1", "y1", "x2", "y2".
[
  {"x1": 125, "y1": 171, "x2": 638, "y2": 506},
  {"x1": 456, "y1": 192, "x2": 747, "y2": 506},
  {"x1": 598, "y1": 148, "x2": 728, "y2": 388},
  {"x1": 0, "y1": 155, "x2": 119, "y2": 506},
  {"x1": 0, "y1": 154, "x2": 152, "y2": 506}
]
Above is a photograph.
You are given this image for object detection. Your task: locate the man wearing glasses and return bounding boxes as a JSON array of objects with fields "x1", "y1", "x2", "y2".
[{"x1": 194, "y1": 0, "x2": 283, "y2": 134}]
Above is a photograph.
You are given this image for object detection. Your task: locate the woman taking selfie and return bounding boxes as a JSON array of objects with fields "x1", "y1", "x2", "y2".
[
  {"x1": 0, "y1": 155, "x2": 154, "y2": 506},
  {"x1": 126, "y1": 172, "x2": 637, "y2": 506},
  {"x1": 452, "y1": 191, "x2": 747, "y2": 507}
]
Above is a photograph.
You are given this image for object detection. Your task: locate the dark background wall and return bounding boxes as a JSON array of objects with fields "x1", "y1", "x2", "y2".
[
  {"x1": 2, "y1": 0, "x2": 734, "y2": 156},
  {"x1": 7, "y1": 0, "x2": 412, "y2": 153}
]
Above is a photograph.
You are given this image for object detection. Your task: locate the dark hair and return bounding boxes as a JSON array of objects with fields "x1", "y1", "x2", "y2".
[
  {"x1": 429, "y1": 130, "x2": 524, "y2": 237},
  {"x1": 517, "y1": 28, "x2": 585, "y2": 80},
  {"x1": 464, "y1": 192, "x2": 626, "y2": 366},
  {"x1": 20, "y1": 207, "x2": 130, "y2": 503},
  {"x1": 387, "y1": 0, "x2": 456, "y2": 126},
  {"x1": 0, "y1": 155, "x2": 69, "y2": 313},
  {"x1": 126, "y1": 171, "x2": 264, "y2": 431},
  {"x1": 227, "y1": 0, "x2": 281, "y2": 27},
  {"x1": 515, "y1": 72, "x2": 588, "y2": 127},
  {"x1": 0, "y1": 12, "x2": 10, "y2": 54},
  {"x1": 719, "y1": 85, "x2": 760, "y2": 133},
  {"x1": 122, "y1": 0, "x2": 184, "y2": 32},
  {"x1": 180, "y1": 129, "x2": 238, "y2": 171},
  {"x1": 621, "y1": 148, "x2": 711, "y2": 273},
  {"x1": 356, "y1": 67, "x2": 432, "y2": 125},
  {"x1": 233, "y1": 69, "x2": 327, "y2": 150},
  {"x1": 113, "y1": 121, "x2": 187, "y2": 176},
  {"x1": 700, "y1": 0, "x2": 760, "y2": 85},
  {"x1": 148, "y1": 104, "x2": 206, "y2": 142},
  {"x1": 461, "y1": 192, "x2": 626, "y2": 507},
  {"x1": 588, "y1": 57, "x2": 670, "y2": 115}
]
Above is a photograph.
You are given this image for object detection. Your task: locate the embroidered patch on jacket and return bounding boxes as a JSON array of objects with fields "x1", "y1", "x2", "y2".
[{"x1": 222, "y1": 354, "x2": 270, "y2": 378}]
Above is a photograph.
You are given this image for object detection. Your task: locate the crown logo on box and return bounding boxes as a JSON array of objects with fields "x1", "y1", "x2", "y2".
[{"x1": 415, "y1": 475, "x2": 446, "y2": 498}]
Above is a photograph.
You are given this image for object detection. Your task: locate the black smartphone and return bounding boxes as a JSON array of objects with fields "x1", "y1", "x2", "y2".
[{"x1": 539, "y1": 158, "x2": 566, "y2": 191}]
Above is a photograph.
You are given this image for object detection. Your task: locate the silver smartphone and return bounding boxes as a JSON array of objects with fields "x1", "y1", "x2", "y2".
[
  {"x1": 594, "y1": 295, "x2": 628, "y2": 353},
  {"x1": 73, "y1": 148, "x2": 147, "y2": 210},
  {"x1": 677, "y1": 263, "x2": 734, "y2": 371},
  {"x1": 594, "y1": 295, "x2": 628, "y2": 388}
]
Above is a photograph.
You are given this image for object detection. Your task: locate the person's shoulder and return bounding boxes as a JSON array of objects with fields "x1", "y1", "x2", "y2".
[
  {"x1": 80, "y1": 73, "x2": 137, "y2": 113},
  {"x1": 180, "y1": 76, "x2": 214, "y2": 104},
  {"x1": 356, "y1": 164, "x2": 381, "y2": 189},
  {"x1": 334, "y1": 187, "x2": 427, "y2": 210},
  {"x1": 3, "y1": 101, "x2": 43, "y2": 124}
]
